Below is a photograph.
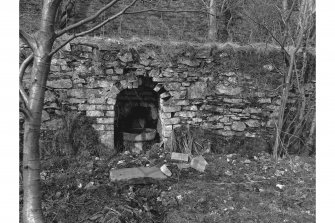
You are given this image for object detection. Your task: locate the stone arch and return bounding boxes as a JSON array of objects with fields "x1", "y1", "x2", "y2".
[{"x1": 112, "y1": 76, "x2": 170, "y2": 152}]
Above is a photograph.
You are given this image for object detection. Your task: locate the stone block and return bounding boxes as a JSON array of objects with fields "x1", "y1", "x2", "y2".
[
  {"x1": 107, "y1": 98, "x2": 116, "y2": 104},
  {"x1": 44, "y1": 90, "x2": 56, "y2": 103},
  {"x1": 105, "y1": 125, "x2": 114, "y2": 131},
  {"x1": 115, "y1": 67, "x2": 124, "y2": 75},
  {"x1": 149, "y1": 69, "x2": 160, "y2": 77},
  {"x1": 87, "y1": 111, "x2": 104, "y2": 117},
  {"x1": 105, "y1": 111, "x2": 115, "y2": 117},
  {"x1": 106, "y1": 69, "x2": 114, "y2": 75},
  {"x1": 110, "y1": 167, "x2": 167, "y2": 182},
  {"x1": 182, "y1": 82, "x2": 191, "y2": 87},
  {"x1": 47, "y1": 79, "x2": 72, "y2": 89},
  {"x1": 164, "y1": 83, "x2": 181, "y2": 91},
  {"x1": 188, "y1": 82, "x2": 208, "y2": 99},
  {"x1": 95, "y1": 105, "x2": 108, "y2": 110},
  {"x1": 216, "y1": 84, "x2": 242, "y2": 96},
  {"x1": 169, "y1": 90, "x2": 186, "y2": 99},
  {"x1": 176, "y1": 111, "x2": 196, "y2": 118},
  {"x1": 118, "y1": 52, "x2": 133, "y2": 63},
  {"x1": 175, "y1": 100, "x2": 189, "y2": 106},
  {"x1": 78, "y1": 104, "x2": 96, "y2": 111},
  {"x1": 258, "y1": 98, "x2": 272, "y2": 104},
  {"x1": 223, "y1": 98, "x2": 243, "y2": 104},
  {"x1": 100, "y1": 131, "x2": 114, "y2": 150},
  {"x1": 231, "y1": 121, "x2": 246, "y2": 131},
  {"x1": 245, "y1": 119, "x2": 261, "y2": 128},
  {"x1": 88, "y1": 98, "x2": 106, "y2": 104},
  {"x1": 97, "y1": 118, "x2": 114, "y2": 124},
  {"x1": 178, "y1": 57, "x2": 200, "y2": 67},
  {"x1": 162, "y1": 117, "x2": 180, "y2": 125},
  {"x1": 164, "y1": 125, "x2": 173, "y2": 131},
  {"x1": 68, "y1": 98, "x2": 86, "y2": 104},
  {"x1": 244, "y1": 107, "x2": 262, "y2": 114},
  {"x1": 160, "y1": 92, "x2": 171, "y2": 99},
  {"x1": 230, "y1": 108, "x2": 243, "y2": 113},
  {"x1": 215, "y1": 130, "x2": 235, "y2": 136},
  {"x1": 162, "y1": 106, "x2": 181, "y2": 113},
  {"x1": 162, "y1": 130, "x2": 172, "y2": 138},
  {"x1": 160, "y1": 112, "x2": 171, "y2": 119},
  {"x1": 219, "y1": 117, "x2": 230, "y2": 123},
  {"x1": 171, "y1": 152, "x2": 189, "y2": 162},
  {"x1": 92, "y1": 124, "x2": 105, "y2": 131},
  {"x1": 152, "y1": 76, "x2": 168, "y2": 82},
  {"x1": 42, "y1": 110, "x2": 50, "y2": 122}
]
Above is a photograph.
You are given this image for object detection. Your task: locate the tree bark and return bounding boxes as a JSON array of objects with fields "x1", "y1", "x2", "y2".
[
  {"x1": 22, "y1": 1, "x2": 62, "y2": 222},
  {"x1": 208, "y1": 0, "x2": 217, "y2": 41}
]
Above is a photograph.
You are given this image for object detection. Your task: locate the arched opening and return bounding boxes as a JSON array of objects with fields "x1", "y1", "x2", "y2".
[{"x1": 114, "y1": 85, "x2": 160, "y2": 153}]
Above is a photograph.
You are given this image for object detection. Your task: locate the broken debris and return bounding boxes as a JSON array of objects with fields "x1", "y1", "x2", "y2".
[
  {"x1": 190, "y1": 155, "x2": 208, "y2": 172},
  {"x1": 160, "y1": 164, "x2": 172, "y2": 176},
  {"x1": 171, "y1": 152, "x2": 189, "y2": 162},
  {"x1": 110, "y1": 166, "x2": 167, "y2": 182}
]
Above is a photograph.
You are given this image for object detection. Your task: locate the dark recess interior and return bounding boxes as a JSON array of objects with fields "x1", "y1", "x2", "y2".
[{"x1": 114, "y1": 83, "x2": 159, "y2": 151}]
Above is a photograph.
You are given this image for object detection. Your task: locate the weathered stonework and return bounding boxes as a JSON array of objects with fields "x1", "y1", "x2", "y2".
[{"x1": 21, "y1": 37, "x2": 296, "y2": 153}]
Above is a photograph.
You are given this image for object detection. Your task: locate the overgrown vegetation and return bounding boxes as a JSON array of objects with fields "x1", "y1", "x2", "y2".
[{"x1": 20, "y1": 145, "x2": 315, "y2": 222}]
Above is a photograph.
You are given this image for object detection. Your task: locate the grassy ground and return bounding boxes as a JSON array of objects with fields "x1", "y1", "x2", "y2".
[{"x1": 19, "y1": 148, "x2": 315, "y2": 223}]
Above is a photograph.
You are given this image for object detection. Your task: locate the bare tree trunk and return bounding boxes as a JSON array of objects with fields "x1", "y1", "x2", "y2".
[
  {"x1": 306, "y1": 112, "x2": 316, "y2": 152},
  {"x1": 272, "y1": 52, "x2": 296, "y2": 159},
  {"x1": 208, "y1": 0, "x2": 217, "y2": 41},
  {"x1": 272, "y1": 0, "x2": 314, "y2": 159},
  {"x1": 21, "y1": 1, "x2": 61, "y2": 222},
  {"x1": 22, "y1": 53, "x2": 52, "y2": 223}
]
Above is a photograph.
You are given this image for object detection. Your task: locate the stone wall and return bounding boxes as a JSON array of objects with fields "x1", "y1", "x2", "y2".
[{"x1": 20, "y1": 37, "x2": 295, "y2": 153}]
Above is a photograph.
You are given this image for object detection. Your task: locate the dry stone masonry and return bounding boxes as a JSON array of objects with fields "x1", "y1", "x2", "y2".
[{"x1": 20, "y1": 36, "x2": 303, "y2": 153}]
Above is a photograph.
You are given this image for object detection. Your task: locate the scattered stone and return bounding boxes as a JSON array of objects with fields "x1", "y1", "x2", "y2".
[
  {"x1": 160, "y1": 164, "x2": 172, "y2": 177},
  {"x1": 110, "y1": 167, "x2": 167, "y2": 182},
  {"x1": 190, "y1": 155, "x2": 208, "y2": 172},
  {"x1": 84, "y1": 182, "x2": 97, "y2": 190},
  {"x1": 176, "y1": 163, "x2": 191, "y2": 170},
  {"x1": 171, "y1": 152, "x2": 189, "y2": 162},
  {"x1": 263, "y1": 64, "x2": 274, "y2": 71}
]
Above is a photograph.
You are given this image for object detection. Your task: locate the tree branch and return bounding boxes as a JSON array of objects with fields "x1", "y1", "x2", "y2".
[
  {"x1": 19, "y1": 29, "x2": 36, "y2": 50},
  {"x1": 19, "y1": 106, "x2": 32, "y2": 121},
  {"x1": 20, "y1": 84, "x2": 30, "y2": 108},
  {"x1": 50, "y1": 0, "x2": 138, "y2": 56},
  {"x1": 123, "y1": 8, "x2": 210, "y2": 16},
  {"x1": 242, "y1": 11, "x2": 290, "y2": 58},
  {"x1": 55, "y1": 0, "x2": 121, "y2": 37},
  {"x1": 19, "y1": 54, "x2": 34, "y2": 84}
]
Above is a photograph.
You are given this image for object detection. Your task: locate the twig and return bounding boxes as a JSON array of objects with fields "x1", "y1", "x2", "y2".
[
  {"x1": 56, "y1": 0, "x2": 121, "y2": 37},
  {"x1": 19, "y1": 53, "x2": 34, "y2": 83},
  {"x1": 19, "y1": 29, "x2": 36, "y2": 50},
  {"x1": 50, "y1": 0, "x2": 138, "y2": 56}
]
